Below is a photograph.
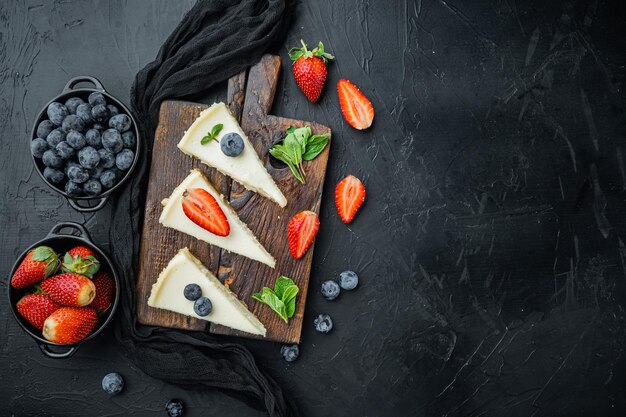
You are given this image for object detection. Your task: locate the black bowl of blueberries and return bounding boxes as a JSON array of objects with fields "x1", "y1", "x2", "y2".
[{"x1": 30, "y1": 76, "x2": 140, "y2": 212}]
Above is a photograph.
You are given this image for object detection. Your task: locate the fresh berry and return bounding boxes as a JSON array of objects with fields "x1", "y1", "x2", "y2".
[
  {"x1": 182, "y1": 188, "x2": 230, "y2": 236},
  {"x1": 61, "y1": 246, "x2": 100, "y2": 278},
  {"x1": 90, "y1": 165, "x2": 104, "y2": 179},
  {"x1": 91, "y1": 104, "x2": 109, "y2": 123},
  {"x1": 183, "y1": 283, "x2": 202, "y2": 301},
  {"x1": 100, "y1": 169, "x2": 117, "y2": 188},
  {"x1": 193, "y1": 297, "x2": 212, "y2": 316},
  {"x1": 102, "y1": 372, "x2": 124, "y2": 395},
  {"x1": 287, "y1": 210, "x2": 320, "y2": 259},
  {"x1": 98, "y1": 148, "x2": 115, "y2": 168},
  {"x1": 337, "y1": 79, "x2": 374, "y2": 130},
  {"x1": 88, "y1": 92, "x2": 106, "y2": 107},
  {"x1": 92, "y1": 123, "x2": 104, "y2": 131},
  {"x1": 65, "y1": 161, "x2": 81, "y2": 174},
  {"x1": 115, "y1": 149, "x2": 134, "y2": 170},
  {"x1": 321, "y1": 280, "x2": 340, "y2": 300},
  {"x1": 107, "y1": 105, "x2": 119, "y2": 117},
  {"x1": 10, "y1": 246, "x2": 60, "y2": 289},
  {"x1": 31, "y1": 138, "x2": 49, "y2": 158},
  {"x1": 91, "y1": 271, "x2": 115, "y2": 314},
  {"x1": 338, "y1": 270, "x2": 358, "y2": 290},
  {"x1": 76, "y1": 103, "x2": 94, "y2": 125},
  {"x1": 78, "y1": 146, "x2": 100, "y2": 169},
  {"x1": 42, "y1": 149, "x2": 63, "y2": 168},
  {"x1": 67, "y1": 165, "x2": 90, "y2": 183},
  {"x1": 102, "y1": 129, "x2": 123, "y2": 153},
  {"x1": 16, "y1": 294, "x2": 60, "y2": 330},
  {"x1": 62, "y1": 114, "x2": 85, "y2": 132},
  {"x1": 43, "y1": 167, "x2": 65, "y2": 184},
  {"x1": 289, "y1": 40, "x2": 334, "y2": 103},
  {"x1": 335, "y1": 175, "x2": 366, "y2": 223},
  {"x1": 42, "y1": 307, "x2": 98, "y2": 344},
  {"x1": 219, "y1": 133, "x2": 244, "y2": 157},
  {"x1": 314, "y1": 313, "x2": 333, "y2": 333},
  {"x1": 165, "y1": 399, "x2": 184, "y2": 417},
  {"x1": 37, "y1": 120, "x2": 55, "y2": 138},
  {"x1": 55, "y1": 141, "x2": 75, "y2": 160},
  {"x1": 66, "y1": 130, "x2": 87, "y2": 150},
  {"x1": 68, "y1": 245, "x2": 95, "y2": 259},
  {"x1": 65, "y1": 97, "x2": 84, "y2": 114},
  {"x1": 46, "y1": 128, "x2": 66, "y2": 148},
  {"x1": 109, "y1": 114, "x2": 131, "y2": 132},
  {"x1": 83, "y1": 179, "x2": 102, "y2": 196},
  {"x1": 280, "y1": 344, "x2": 299, "y2": 362},
  {"x1": 65, "y1": 181, "x2": 82, "y2": 196},
  {"x1": 85, "y1": 129, "x2": 102, "y2": 148},
  {"x1": 40, "y1": 273, "x2": 96, "y2": 307},
  {"x1": 121, "y1": 131, "x2": 136, "y2": 148},
  {"x1": 47, "y1": 102, "x2": 68, "y2": 125}
]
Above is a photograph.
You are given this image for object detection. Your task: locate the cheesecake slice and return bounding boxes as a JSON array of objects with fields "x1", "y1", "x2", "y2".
[
  {"x1": 148, "y1": 248, "x2": 266, "y2": 336},
  {"x1": 160, "y1": 169, "x2": 276, "y2": 267},
  {"x1": 177, "y1": 102, "x2": 287, "y2": 208}
]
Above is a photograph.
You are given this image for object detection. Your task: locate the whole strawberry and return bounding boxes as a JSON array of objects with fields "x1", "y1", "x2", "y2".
[
  {"x1": 16, "y1": 294, "x2": 60, "y2": 330},
  {"x1": 61, "y1": 245, "x2": 100, "y2": 278},
  {"x1": 42, "y1": 307, "x2": 98, "y2": 344},
  {"x1": 40, "y1": 273, "x2": 96, "y2": 307},
  {"x1": 91, "y1": 271, "x2": 115, "y2": 314},
  {"x1": 289, "y1": 40, "x2": 334, "y2": 102},
  {"x1": 11, "y1": 246, "x2": 60, "y2": 289}
]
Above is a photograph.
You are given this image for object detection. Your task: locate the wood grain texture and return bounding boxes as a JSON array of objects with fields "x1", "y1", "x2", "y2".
[{"x1": 136, "y1": 55, "x2": 331, "y2": 343}]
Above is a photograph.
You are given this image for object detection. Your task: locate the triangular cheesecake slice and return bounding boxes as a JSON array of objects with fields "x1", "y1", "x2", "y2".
[
  {"x1": 177, "y1": 102, "x2": 287, "y2": 208},
  {"x1": 159, "y1": 169, "x2": 276, "y2": 268},
  {"x1": 148, "y1": 248, "x2": 266, "y2": 336}
]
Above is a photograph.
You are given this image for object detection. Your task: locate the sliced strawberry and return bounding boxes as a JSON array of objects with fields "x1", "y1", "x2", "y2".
[
  {"x1": 40, "y1": 273, "x2": 96, "y2": 307},
  {"x1": 42, "y1": 307, "x2": 98, "y2": 344},
  {"x1": 335, "y1": 175, "x2": 366, "y2": 223},
  {"x1": 337, "y1": 79, "x2": 374, "y2": 130},
  {"x1": 16, "y1": 294, "x2": 60, "y2": 330},
  {"x1": 288, "y1": 211, "x2": 320, "y2": 259},
  {"x1": 91, "y1": 271, "x2": 115, "y2": 314},
  {"x1": 182, "y1": 188, "x2": 230, "y2": 236}
]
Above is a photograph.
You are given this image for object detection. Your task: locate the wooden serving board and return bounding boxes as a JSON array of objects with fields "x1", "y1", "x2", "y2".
[{"x1": 136, "y1": 55, "x2": 331, "y2": 344}]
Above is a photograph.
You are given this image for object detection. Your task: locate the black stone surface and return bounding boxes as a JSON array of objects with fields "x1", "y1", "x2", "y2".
[{"x1": 2, "y1": 1, "x2": 626, "y2": 416}]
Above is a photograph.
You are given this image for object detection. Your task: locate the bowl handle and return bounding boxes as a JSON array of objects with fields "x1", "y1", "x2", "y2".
[
  {"x1": 63, "y1": 76, "x2": 105, "y2": 93},
  {"x1": 47, "y1": 221, "x2": 92, "y2": 242},
  {"x1": 39, "y1": 344, "x2": 78, "y2": 359},
  {"x1": 67, "y1": 196, "x2": 109, "y2": 213}
]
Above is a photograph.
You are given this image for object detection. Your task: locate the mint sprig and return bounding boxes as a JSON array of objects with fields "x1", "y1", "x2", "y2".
[
  {"x1": 201, "y1": 123, "x2": 223, "y2": 145},
  {"x1": 269, "y1": 126, "x2": 330, "y2": 184},
  {"x1": 252, "y1": 276, "x2": 299, "y2": 323}
]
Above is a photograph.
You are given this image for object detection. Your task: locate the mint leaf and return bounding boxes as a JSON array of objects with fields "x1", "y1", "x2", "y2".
[
  {"x1": 303, "y1": 133, "x2": 330, "y2": 160},
  {"x1": 200, "y1": 123, "x2": 223, "y2": 145},
  {"x1": 211, "y1": 123, "x2": 223, "y2": 137},
  {"x1": 252, "y1": 276, "x2": 299, "y2": 323},
  {"x1": 274, "y1": 276, "x2": 295, "y2": 299}
]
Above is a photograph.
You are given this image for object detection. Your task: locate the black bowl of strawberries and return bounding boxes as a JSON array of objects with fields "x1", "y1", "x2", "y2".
[{"x1": 8, "y1": 222, "x2": 119, "y2": 358}]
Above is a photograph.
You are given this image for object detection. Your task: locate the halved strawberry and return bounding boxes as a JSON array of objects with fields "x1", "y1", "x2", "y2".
[
  {"x1": 61, "y1": 245, "x2": 100, "y2": 278},
  {"x1": 40, "y1": 273, "x2": 96, "y2": 307},
  {"x1": 182, "y1": 188, "x2": 230, "y2": 236},
  {"x1": 16, "y1": 294, "x2": 60, "y2": 330},
  {"x1": 11, "y1": 246, "x2": 60, "y2": 289},
  {"x1": 337, "y1": 79, "x2": 374, "y2": 130},
  {"x1": 42, "y1": 307, "x2": 98, "y2": 344},
  {"x1": 288, "y1": 211, "x2": 320, "y2": 259},
  {"x1": 335, "y1": 175, "x2": 366, "y2": 223},
  {"x1": 91, "y1": 271, "x2": 115, "y2": 314}
]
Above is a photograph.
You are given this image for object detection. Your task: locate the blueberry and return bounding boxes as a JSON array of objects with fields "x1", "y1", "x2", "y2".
[
  {"x1": 67, "y1": 165, "x2": 90, "y2": 184},
  {"x1": 83, "y1": 179, "x2": 102, "y2": 196},
  {"x1": 98, "y1": 148, "x2": 116, "y2": 169},
  {"x1": 42, "y1": 149, "x2": 62, "y2": 168},
  {"x1": 84, "y1": 129, "x2": 102, "y2": 148},
  {"x1": 64, "y1": 97, "x2": 84, "y2": 114},
  {"x1": 55, "y1": 141, "x2": 75, "y2": 160},
  {"x1": 78, "y1": 146, "x2": 100, "y2": 169},
  {"x1": 321, "y1": 280, "x2": 340, "y2": 300},
  {"x1": 165, "y1": 399, "x2": 184, "y2": 417},
  {"x1": 47, "y1": 102, "x2": 68, "y2": 125},
  {"x1": 183, "y1": 283, "x2": 202, "y2": 301},
  {"x1": 280, "y1": 344, "x2": 299, "y2": 362},
  {"x1": 88, "y1": 92, "x2": 106, "y2": 107},
  {"x1": 102, "y1": 129, "x2": 123, "y2": 153},
  {"x1": 37, "y1": 120, "x2": 55, "y2": 138},
  {"x1": 109, "y1": 114, "x2": 131, "y2": 132},
  {"x1": 193, "y1": 297, "x2": 212, "y2": 316},
  {"x1": 76, "y1": 103, "x2": 94, "y2": 125},
  {"x1": 31, "y1": 138, "x2": 49, "y2": 158},
  {"x1": 67, "y1": 130, "x2": 87, "y2": 150},
  {"x1": 46, "y1": 128, "x2": 66, "y2": 148},
  {"x1": 100, "y1": 169, "x2": 117, "y2": 188},
  {"x1": 64, "y1": 160, "x2": 81, "y2": 174},
  {"x1": 101, "y1": 372, "x2": 124, "y2": 395},
  {"x1": 121, "y1": 131, "x2": 136, "y2": 149},
  {"x1": 91, "y1": 104, "x2": 110, "y2": 123},
  {"x1": 62, "y1": 114, "x2": 85, "y2": 132},
  {"x1": 43, "y1": 167, "x2": 65, "y2": 184},
  {"x1": 92, "y1": 123, "x2": 104, "y2": 132},
  {"x1": 314, "y1": 314, "x2": 333, "y2": 333},
  {"x1": 338, "y1": 270, "x2": 359, "y2": 290},
  {"x1": 220, "y1": 132, "x2": 244, "y2": 157},
  {"x1": 115, "y1": 149, "x2": 134, "y2": 171},
  {"x1": 65, "y1": 180, "x2": 82, "y2": 196},
  {"x1": 107, "y1": 104, "x2": 119, "y2": 117},
  {"x1": 90, "y1": 165, "x2": 104, "y2": 179}
]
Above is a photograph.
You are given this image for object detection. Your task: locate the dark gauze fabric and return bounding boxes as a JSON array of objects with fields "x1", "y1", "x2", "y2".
[{"x1": 109, "y1": 1, "x2": 296, "y2": 416}]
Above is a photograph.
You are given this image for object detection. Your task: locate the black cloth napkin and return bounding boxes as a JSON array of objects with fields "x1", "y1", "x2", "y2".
[{"x1": 108, "y1": 1, "x2": 296, "y2": 416}]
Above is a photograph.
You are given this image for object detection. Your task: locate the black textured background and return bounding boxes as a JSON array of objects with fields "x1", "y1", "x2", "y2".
[{"x1": 2, "y1": 1, "x2": 626, "y2": 416}]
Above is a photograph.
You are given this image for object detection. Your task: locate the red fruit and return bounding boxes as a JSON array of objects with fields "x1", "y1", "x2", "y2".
[
  {"x1": 289, "y1": 40, "x2": 334, "y2": 103},
  {"x1": 335, "y1": 175, "x2": 366, "y2": 223},
  {"x1": 16, "y1": 294, "x2": 60, "y2": 330},
  {"x1": 287, "y1": 210, "x2": 320, "y2": 259},
  {"x1": 42, "y1": 307, "x2": 98, "y2": 344},
  {"x1": 11, "y1": 246, "x2": 60, "y2": 289},
  {"x1": 91, "y1": 271, "x2": 115, "y2": 314},
  {"x1": 61, "y1": 246, "x2": 100, "y2": 278},
  {"x1": 182, "y1": 188, "x2": 230, "y2": 236},
  {"x1": 67, "y1": 246, "x2": 95, "y2": 258},
  {"x1": 337, "y1": 79, "x2": 374, "y2": 130},
  {"x1": 40, "y1": 273, "x2": 96, "y2": 307}
]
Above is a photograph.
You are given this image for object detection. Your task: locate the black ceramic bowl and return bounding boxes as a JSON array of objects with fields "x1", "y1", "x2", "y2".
[
  {"x1": 30, "y1": 76, "x2": 140, "y2": 212},
  {"x1": 8, "y1": 222, "x2": 120, "y2": 359}
]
